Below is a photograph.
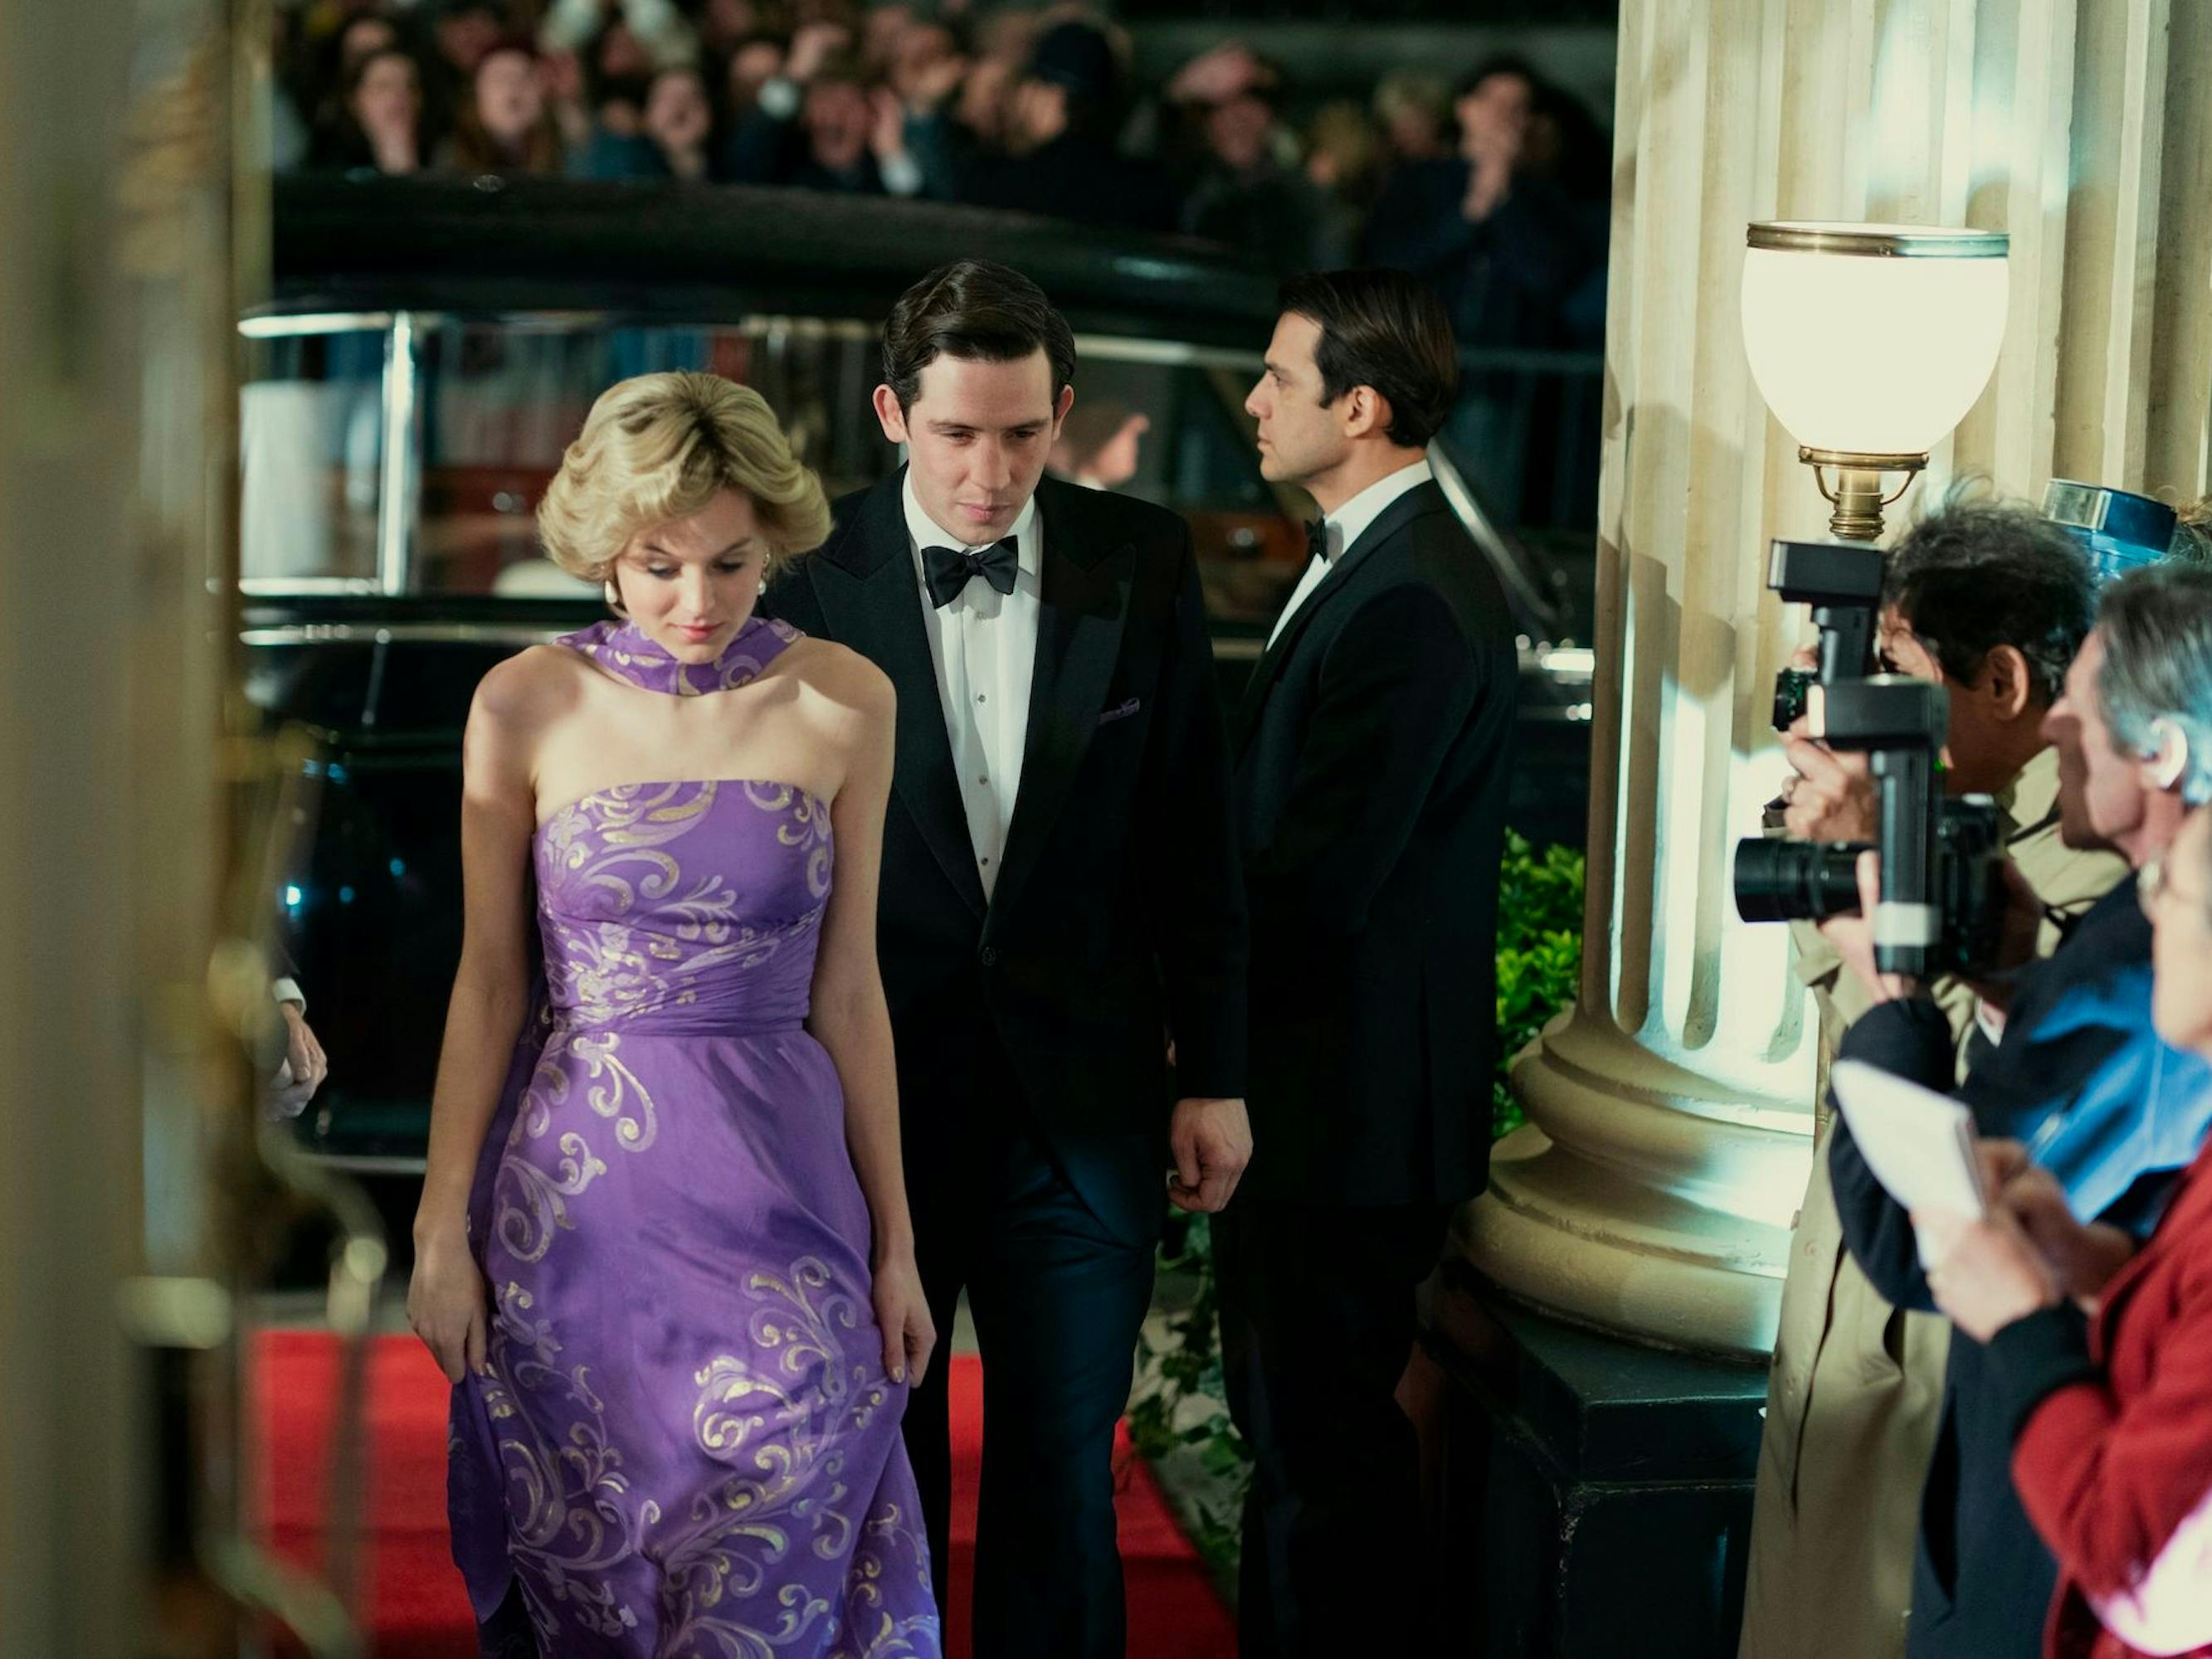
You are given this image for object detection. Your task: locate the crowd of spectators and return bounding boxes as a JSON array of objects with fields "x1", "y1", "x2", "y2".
[{"x1": 271, "y1": 0, "x2": 1610, "y2": 350}]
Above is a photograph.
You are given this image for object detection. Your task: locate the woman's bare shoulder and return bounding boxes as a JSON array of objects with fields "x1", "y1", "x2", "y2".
[
  {"x1": 471, "y1": 643, "x2": 593, "y2": 732},
  {"x1": 781, "y1": 635, "x2": 894, "y2": 718}
]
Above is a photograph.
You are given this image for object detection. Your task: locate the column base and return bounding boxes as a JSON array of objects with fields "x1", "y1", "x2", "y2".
[
  {"x1": 1426, "y1": 1262, "x2": 1766, "y2": 1657},
  {"x1": 1461, "y1": 1013, "x2": 1812, "y2": 1357}
]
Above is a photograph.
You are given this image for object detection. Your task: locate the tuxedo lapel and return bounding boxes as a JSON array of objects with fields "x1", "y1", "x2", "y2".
[
  {"x1": 814, "y1": 470, "x2": 987, "y2": 917},
  {"x1": 990, "y1": 481, "x2": 1133, "y2": 924},
  {"x1": 1231, "y1": 481, "x2": 1449, "y2": 754}
]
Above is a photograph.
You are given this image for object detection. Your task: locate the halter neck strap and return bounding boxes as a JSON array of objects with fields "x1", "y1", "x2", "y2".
[{"x1": 558, "y1": 615, "x2": 801, "y2": 696}]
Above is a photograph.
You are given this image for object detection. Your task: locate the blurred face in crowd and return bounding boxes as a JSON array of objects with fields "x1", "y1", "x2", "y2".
[
  {"x1": 645, "y1": 70, "x2": 712, "y2": 155},
  {"x1": 436, "y1": 5, "x2": 502, "y2": 73},
  {"x1": 352, "y1": 51, "x2": 422, "y2": 143},
  {"x1": 1381, "y1": 104, "x2": 1445, "y2": 158},
  {"x1": 1087, "y1": 413, "x2": 1148, "y2": 489},
  {"x1": 1874, "y1": 608, "x2": 2043, "y2": 796},
  {"x1": 728, "y1": 40, "x2": 785, "y2": 112},
  {"x1": 1457, "y1": 70, "x2": 1533, "y2": 163},
  {"x1": 957, "y1": 56, "x2": 1015, "y2": 141},
  {"x1": 607, "y1": 489, "x2": 767, "y2": 664},
  {"x1": 700, "y1": 0, "x2": 759, "y2": 52},
  {"x1": 1007, "y1": 79, "x2": 1069, "y2": 150},
  {"x1": 2146, "y1": 807, "x2": 2212, "y2": 1052},
  {"x1": 339, "y1": 15, "x2": 398, "y2": 75},
  {"x1": 2045, "y1": 629, "x2": 2147, "y2": 853},
  {"x1": 890, "y1": 23, "x2": 959, "y2": 103},
  {"x1": 1247, "y1": 312, "x2": 1348, "y2": 489},
  {"x1": 596, "y1": 24, "x2": 652, "y2": 83},
  {"x1": 1205, "y1": 94, "x2": 1274, "y2": 173},
  {"x1": 875, "y1": 348, "x2": 1072, "y2": 546},
  {"x1": 862, "y1": 4, "x2": 914, "y2": 70},
  {"x1": 474, "y1": 49, "x2": 545, "y2": 147},
  {"x1": 804, "y1": 79, "x2": 873, "y2": 171}
]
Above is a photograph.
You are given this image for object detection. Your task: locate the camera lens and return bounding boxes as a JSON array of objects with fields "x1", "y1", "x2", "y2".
[{"x1": 1732, "y1": 837, "x2": 1869, "y2": 924}]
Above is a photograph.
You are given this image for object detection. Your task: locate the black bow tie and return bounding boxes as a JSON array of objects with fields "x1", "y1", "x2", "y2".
[
  {"x1": 1304, "y1": 518, "x2": 1331, "y2": 564},
  {"x1": 922, "y1": 538, "x2": 1020, "y2": 608}
]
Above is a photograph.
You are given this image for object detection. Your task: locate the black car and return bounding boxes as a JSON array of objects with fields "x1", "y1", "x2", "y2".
[{"x1": 245, "y1": 176, "x2": 1593, "y2": 1166}]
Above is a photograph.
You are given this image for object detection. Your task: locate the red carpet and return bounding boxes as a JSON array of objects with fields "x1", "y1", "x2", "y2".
[{"x1": 254, "y1": 1331, "x2": 1234, "y2": 1657}]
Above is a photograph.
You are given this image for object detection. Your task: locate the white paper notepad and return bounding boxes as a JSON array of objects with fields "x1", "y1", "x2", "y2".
[{"x1": 1830, "y1": 1059, "x2": 1988, "y2": 1266}]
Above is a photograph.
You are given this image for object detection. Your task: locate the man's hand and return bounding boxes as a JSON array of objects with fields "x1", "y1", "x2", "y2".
[
  {"x1": 1921, "y1": 1206, "x2": 2062, "y2": 1342},
  {"x1": 1781, "y1": 737, "x2": 1878, "y2": 844},
  {"x1": 786, "y1": 20, "x2": 852, "y2": 84},
  {"x1": 1993, "y1": 1163, "x2": 2136, "y2": 1310},
  {"x1": 902, "y1": 51, "x2": 968, "y2": 113},
  {"x1": 1817, "y1": 849, "x2": 1924, "y2": 1004},
  {"x1": 868, "y1": 85, "x2": 908, "y2": 160},
  {"x1": 1167, "y1": 1097, "x2": 1251, "y2": 1214},
  {"x1": 279, "y1": 1000, "x2": 329, "y2": 1096}
]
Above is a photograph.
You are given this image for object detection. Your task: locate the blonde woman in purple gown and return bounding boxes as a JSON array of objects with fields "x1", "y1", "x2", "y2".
[{"x1": 406, "y1": 370, "x2": 941, "y2": 1657}]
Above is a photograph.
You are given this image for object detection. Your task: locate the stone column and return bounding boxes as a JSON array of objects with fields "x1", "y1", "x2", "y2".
[
  {"x1": 0, "y1": 0, "x2": 250, "y2": 1645},
  {"x1": 1459, "y1": 0, "x2": 2212, "y2": 1357}
]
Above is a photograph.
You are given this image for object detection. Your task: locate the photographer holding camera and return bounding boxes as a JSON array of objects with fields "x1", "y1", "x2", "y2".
[
  {"x1": 1819, "y1": 558, "x2": 2212, "y2": 1659},
  {"x1": 1741, "y1": 501, "x2": 2126, "y2": 1659}
]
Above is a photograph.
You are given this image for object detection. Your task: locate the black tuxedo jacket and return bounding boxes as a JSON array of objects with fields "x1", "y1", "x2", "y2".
[
  {"x1": 1230, "y1": 479, "x2": 1518, "y2": 1206},
  {"x1": 767, "y1": 470, "x2": 1247, "y2": 1246}
]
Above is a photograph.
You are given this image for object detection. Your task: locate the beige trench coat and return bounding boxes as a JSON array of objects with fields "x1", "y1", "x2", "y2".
[{"x1": 1737, "y1": 747, "x2": 2127, "y2": 1659}]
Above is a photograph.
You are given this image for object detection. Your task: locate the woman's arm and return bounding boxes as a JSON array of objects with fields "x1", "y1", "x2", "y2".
[
  {"x1": 407, "y1": 660, "x2": 540, "y2": 1381},
  {"x1": 805, "y1": 654, "x2": 933, "y2": 1386}
]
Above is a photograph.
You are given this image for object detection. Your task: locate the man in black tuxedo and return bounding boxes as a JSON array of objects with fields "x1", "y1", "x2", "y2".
[
  {"x1": 1216, "y1": 268, "x2": 1518, "y2": 1657},
  {"x1": 767, "y1": 259, "x2": 1250, "y2": 1659}
]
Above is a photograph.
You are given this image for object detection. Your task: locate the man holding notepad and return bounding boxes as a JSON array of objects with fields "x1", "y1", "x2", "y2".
[{"x1": 1817, "y1": 561, "x2": 2212, "y2": 1659}]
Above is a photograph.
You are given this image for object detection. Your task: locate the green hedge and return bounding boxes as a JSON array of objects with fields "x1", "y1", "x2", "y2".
[{"x1": 1492, "y1": 831, "x2": 1589, "y2": 1137}]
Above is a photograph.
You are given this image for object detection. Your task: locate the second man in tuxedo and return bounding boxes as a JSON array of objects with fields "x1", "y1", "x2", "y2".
[
  {"x1": 768, "y1": 259, "x2": 1251, "y2": 1658},
  {"x1": 1218, "y1": 267, "x2": 1518, "y2": 1656}
]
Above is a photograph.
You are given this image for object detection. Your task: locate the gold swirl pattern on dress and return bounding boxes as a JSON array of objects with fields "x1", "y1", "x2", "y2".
[
  {"x1": 567, "y1": 1029, "x2": 659, "y2": 1151},
  {"x1": 538, "y1": 781, "x2": 829, "y2": 1028},
  {"x1": 494, "y1": 1046, "x2": 611, "y2": 1263},
  {"x1": 485, "y1": 1286, "x2": 660, "y2": 1639},
  {"x1": 653, "y1": 1257, "x2": 915, "y2": 1658}
]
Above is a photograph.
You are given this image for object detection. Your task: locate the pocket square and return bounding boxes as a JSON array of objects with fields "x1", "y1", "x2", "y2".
[{"x1": 1098, "y1": 698, "x2": 1142, "y2": 725}]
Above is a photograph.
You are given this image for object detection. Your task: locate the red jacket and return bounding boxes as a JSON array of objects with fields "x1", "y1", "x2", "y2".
[{"x1": 1989, "y1": 1133, "x2": 2212, "y2": 1659}]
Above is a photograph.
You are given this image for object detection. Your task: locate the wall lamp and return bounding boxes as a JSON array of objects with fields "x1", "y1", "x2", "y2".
[{"x1": 1742, "y1": 222, "x2": 2010, "y2": 542}]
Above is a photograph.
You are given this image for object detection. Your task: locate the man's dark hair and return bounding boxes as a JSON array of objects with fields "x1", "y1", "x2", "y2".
[
  {"x1": 1277, "y1": 269, "x2": 1459, "y2": 450},
  {"x1": 881, "y1": 260, "x2": 1078, "y2": 414},
  {"x1": 1457, "y1": 51, "x2": 1542, "y2": 100},
  {"x1": 1882, "y1": 494, "x2": 2098, "y2": 705}
]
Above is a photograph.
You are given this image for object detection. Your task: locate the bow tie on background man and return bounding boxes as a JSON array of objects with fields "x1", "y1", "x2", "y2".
[
  {"x1": 923, "y1": 538, "x2": 1020, "y2": 608},
  {"x1": 1304, "y1": 518, "x2": 1331, "y2": 565}
]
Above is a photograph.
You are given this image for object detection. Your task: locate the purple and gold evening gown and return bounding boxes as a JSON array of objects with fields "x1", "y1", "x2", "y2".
[{"x1": 446, "y1": 616, "x2": 939, "y2": 1659}]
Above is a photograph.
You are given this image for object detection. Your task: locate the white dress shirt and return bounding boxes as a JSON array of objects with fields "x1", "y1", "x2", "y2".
[
  {"x1": 1265, "y1": 458, "x2": 1435, "y2": 648},
  {"x1": 904, "y1": 473, "x2": 1041, "y2": 898}
]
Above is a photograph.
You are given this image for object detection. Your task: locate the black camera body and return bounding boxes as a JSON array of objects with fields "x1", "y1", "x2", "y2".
[
  {"x1": 1736, "y1": 643, "x2": 2010, "y2": 977},
  {"x1": 1766, "y1": 539, "x2": 1885, "y2": 732},
  {"x1": 1736, "y1": 795, "x2": 2006, "y2": 977}
]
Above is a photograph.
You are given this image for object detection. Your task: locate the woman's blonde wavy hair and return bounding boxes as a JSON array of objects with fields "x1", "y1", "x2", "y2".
[{"x1": 536, "y1": 372, "x2": 831, "y2": 585}]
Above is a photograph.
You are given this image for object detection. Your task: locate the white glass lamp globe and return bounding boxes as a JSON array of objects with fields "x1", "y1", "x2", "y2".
[{"x1": 1742, "y1": 223, "x2": 2010, "y2": 458}]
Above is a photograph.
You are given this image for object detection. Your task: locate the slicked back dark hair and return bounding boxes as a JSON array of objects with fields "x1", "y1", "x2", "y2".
[
  {"x1": 1277, "y1": 268, "x2": 1459, "y2": 450},
  {"x1": 1881, "y1": 493, "x2": 2098, "y2": 706},
  {"x1": 881, "y1": 259, "x2": 1077, "y2": 415}
]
